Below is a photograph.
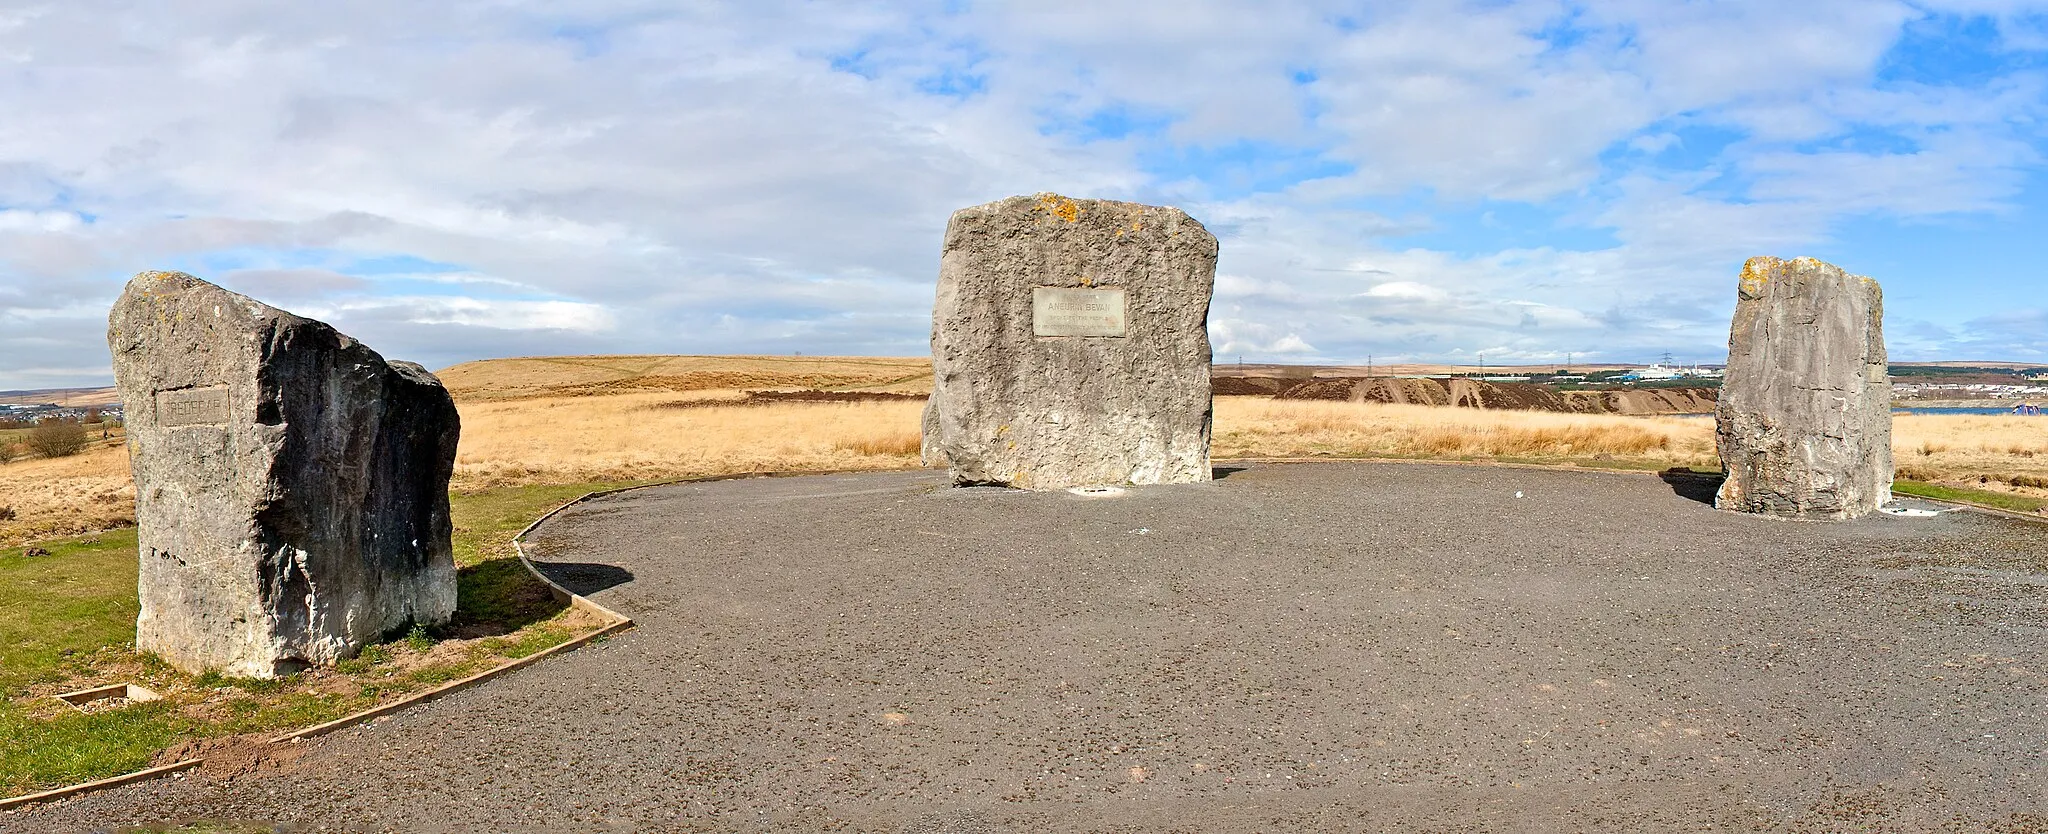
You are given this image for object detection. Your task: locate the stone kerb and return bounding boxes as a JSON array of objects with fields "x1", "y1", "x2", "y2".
[
  {"x1": 1715, "y1": 256, "x2": 1894, "y2": 520},
  {"x1": 107, "y1": 270, "x2": 461, "y2": 677},
  {"x1": 925, "y1": 194, "x2": 1218, "y2": 490}
]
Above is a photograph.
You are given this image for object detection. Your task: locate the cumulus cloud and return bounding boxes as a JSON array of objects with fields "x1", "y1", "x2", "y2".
[
  {"x1": 1361, "y1": 281, "x2": 1450, "y2": 302},
  {"x1": 217, "y1": 268, "x2": 371, "y2": 301},
  {"x1": 0, "y1": 0, "x2": 2042, "y2": 388},
  {"x1": 325, "y1": 297, "x2": 615, "y2": 333}
]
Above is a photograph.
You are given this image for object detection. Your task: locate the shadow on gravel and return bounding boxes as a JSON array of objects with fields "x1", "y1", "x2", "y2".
[
  {"x1": 1213, "y1": 466, "x2": 1247, "y2": 480},
  {"x1": 1659, "y1": 467, "x2": 1725, "y2": 506},
  {"x1": 531, "y1": 561, "x2": 636, "y2": 596},
  {"x1": 446, "y1": 558, "x2": 570, "y2": 638}
]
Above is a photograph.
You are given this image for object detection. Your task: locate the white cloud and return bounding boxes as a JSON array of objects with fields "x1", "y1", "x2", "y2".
[
  {"x1": 0, "y1": 209, "x2": 81, "y2": 232},
  {"x1": 0, "y1": 0, "x2": 2042, "y2": 386},
  {"x1": 319, "y1": 297, "x2": 617, "y2": 333},
  {"x1": 1361, "y1": 281, "x2": 1449, "y2": 302},
  {"x1": 1628, "y1": 133, "x2": 1681, "y2": 154},
  {"x1": 218, "y1": 267, "x2": 371, "y2": 301}
]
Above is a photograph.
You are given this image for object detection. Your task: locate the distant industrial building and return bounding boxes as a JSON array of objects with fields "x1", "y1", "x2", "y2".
[{"x1": 1617, "y1": 363, "x2": 1724, "y2": 382}]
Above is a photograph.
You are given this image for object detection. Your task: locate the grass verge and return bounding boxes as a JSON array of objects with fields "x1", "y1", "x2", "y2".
[
  {"x1": 0, "y1": 480, "x2": 639, "y2": 798},
  {"x1": 1894, "y1": 479, "x2": 2048, "y2": 515}
]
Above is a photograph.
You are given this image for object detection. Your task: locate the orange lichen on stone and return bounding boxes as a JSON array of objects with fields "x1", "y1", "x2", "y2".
[
  {"x1": 1738, "y1": 256, "x2": 1776, "y2": 300},
  {"x1": 1036, "y1": 194, "x2": 1080, "y2": 223}
]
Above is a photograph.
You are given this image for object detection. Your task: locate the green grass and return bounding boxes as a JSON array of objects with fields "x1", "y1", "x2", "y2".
[
  {"x1": 0, "y1": 529, "x2": 141, "y2": 695},
  {"x1": 0, "y1": 480, "x2": 640, "y2": 798},
  {"x1": 1894, "y1": 479, "x2": 2048, "y2": 514},
  {"x1": 0, "y1": 701, "x2": 191, "y2": 789},
  {"x1": 447, "y1": 481, "x2": 641, "y2": 634}
]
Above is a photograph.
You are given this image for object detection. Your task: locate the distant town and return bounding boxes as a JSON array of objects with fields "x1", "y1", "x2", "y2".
[{"x1": 0, "y1": 402, "x2": 121, "y2": 426}]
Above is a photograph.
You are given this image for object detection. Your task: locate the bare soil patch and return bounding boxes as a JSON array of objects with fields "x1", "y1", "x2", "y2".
[{"x1": 151, "y1": 734, "x2": 305, "y2": 781}]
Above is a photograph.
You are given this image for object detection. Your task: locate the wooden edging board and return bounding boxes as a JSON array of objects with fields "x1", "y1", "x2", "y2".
[
  {"x1": 4, "y1": 467, "x2": 923, "y2": 809},
  {"x1": 1891, "y1": 490, "x2": 2048, "y2": 523},
  {"x1": 4, "y1": 474, "x2": 699, "y2": 808},
  {"x1": 265, "y1": 479, "x2": 691, "y2": 745},
  {"x1": 0, "y1": 760, "x2": 203, "y2": 811},
  {"x1": 265, "y1": 614, "x2": 634, "y2": 745}
]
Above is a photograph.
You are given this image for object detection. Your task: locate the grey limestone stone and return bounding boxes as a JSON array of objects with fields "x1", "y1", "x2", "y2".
[
  {"x1": 1715, "y1": 256, "x2": 1893, "y2": 520},
  {"x1": 108, "y1": 271, "x2": 460, "y2": 677},
  {"x1": 926, "y1": 194, "x2": 1216, "y2": 489}
]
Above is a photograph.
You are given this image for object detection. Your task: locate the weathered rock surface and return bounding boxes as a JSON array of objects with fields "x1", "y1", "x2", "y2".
[
  {"x1": 108, "y1": 271, "x2": 460, "y2": 677},
  {"x1": 1715, "y1": 256, "x2": 1892, "y2": 520},
  {"x1": 927, "y1": 194, "x2": 1217, "y2": 489}
]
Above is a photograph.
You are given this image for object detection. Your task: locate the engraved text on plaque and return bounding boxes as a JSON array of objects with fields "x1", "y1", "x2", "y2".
[
  {"x1": 1032, "y1": 287, "x2": 1126, "y2": 337},
  {"x1": 156, "y1": 386, "x2": 230, "y2": 427}
]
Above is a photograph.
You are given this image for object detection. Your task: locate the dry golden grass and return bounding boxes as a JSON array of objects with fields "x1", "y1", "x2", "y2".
[
  {"x1": 438, "y1": 355, "x2": 932, "y2": 401},
  {"x1": 1212, "y1": 398, "x2": 1718, "y2": 467},
  {"x1": 1213, "y1": 398, "x2": 2047, "y2": 493},
  {"x1": 450, "y1": 390, "x2": 928, "y2": 490},
  {"x1": 451, "y1": 392, "x2": 2046, "y2": 494},
  {"x1": 6, "y1": 378, "x2": 2044, "y2": 544},
  {"x1": 1893, "y1": 412, "x2": 2048, "y2": 490},
  {"x1": 0, "y1": 387, "x2": 121, "y2": 407},
  {"x1": 0, "y1": 439, "x2": 135, "y2": 546}
]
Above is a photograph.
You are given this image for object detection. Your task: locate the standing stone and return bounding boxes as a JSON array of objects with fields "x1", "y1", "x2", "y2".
[
  {"x1": 927, "y1": 194, "x2": 1217, "y2": 489},
  {"x1": 1715, "y1": 256, "x2": 1892, "y2": 520},
  {"x1": 108, "y1": 271, "x2": 460, "y2": 677}
]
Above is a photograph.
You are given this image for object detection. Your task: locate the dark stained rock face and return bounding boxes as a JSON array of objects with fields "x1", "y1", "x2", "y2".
[
  {"x1": 108, "y1": 271, "x2": 460, "y2": 677},
  {"x1": 1715, "y1": 256, "x2": 1892, "y2": 520},
  {"x1": 926, "y1": 194, "x2": 1217, "y2": 489}
]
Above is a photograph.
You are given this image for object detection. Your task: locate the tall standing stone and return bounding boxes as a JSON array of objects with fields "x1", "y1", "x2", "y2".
[
  {"x1": 1715, "y1": 256, "x2": 1892, "y2": 520},
  {"x1": 927, "y1": 194, "x2": 1217, "y2": 489},
  {"x1": 109, "y1": 271, "x2": 461, "y2": 677}
]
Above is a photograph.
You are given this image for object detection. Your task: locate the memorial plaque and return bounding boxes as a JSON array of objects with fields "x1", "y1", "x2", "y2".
[
  {"x1": 155, "y1": 386, "x2": 229, "y2": 427},
  {"x1": 928, "y1": 195, "x2": 1215, "y2": 489},
  {"x1": 1033, "y1": 287, "x2": 1126, "y2": 337}
]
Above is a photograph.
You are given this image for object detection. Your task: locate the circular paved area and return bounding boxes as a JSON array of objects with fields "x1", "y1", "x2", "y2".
[{"x1": 15, "y1": 462, "x2": 2048, "y2": 833}]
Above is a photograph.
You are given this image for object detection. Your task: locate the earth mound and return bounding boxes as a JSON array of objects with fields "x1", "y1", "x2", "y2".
[{"x1": 1274, "y1": 376, "x2": 1717, "y2": 415}]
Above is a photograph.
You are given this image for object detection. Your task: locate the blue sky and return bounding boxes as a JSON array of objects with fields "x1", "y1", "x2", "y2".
[{"x1": 1, "y1": 0, "x2": 2045, "y2": 389}]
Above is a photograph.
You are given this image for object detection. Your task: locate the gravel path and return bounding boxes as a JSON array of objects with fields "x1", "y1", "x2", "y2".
[{"x1": 15, "y1": 462, "x2": 2048, "y2": 833}]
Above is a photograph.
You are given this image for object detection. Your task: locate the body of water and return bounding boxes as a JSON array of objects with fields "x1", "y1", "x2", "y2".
[{"x1": 1895, "y1": 406, "x2": 2042, "y2": 416}]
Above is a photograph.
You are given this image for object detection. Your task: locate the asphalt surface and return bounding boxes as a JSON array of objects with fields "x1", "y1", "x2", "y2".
[{"x1": 14, "y1": 461, "x2": 2048, "y2": 833}]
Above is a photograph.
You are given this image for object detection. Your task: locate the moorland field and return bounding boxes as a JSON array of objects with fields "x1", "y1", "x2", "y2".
[
  {"x1": 5, "y1": 354, "x2": 2046, "y2": 547},
  {"x1": 1, "y1": 354, "x2": 2044, "y2": 796}
]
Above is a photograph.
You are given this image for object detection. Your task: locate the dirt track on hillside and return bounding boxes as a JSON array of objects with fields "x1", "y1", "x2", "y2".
[{"x1": 1270, "y1": 376, "x2": 1718, "y2": 415}]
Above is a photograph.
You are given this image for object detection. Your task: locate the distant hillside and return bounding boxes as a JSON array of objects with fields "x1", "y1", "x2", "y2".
[
  {"x1": 1896, "y1": 361, "x2": 2048, "y2": 370},
  {"x1": 1217, "y1": 362, "x2": 1642, "y2": 379},
  {"x1": 14, "y1": 357, "x2": 2033, "y2": 407},
  {"x1": 1227, "y1": 375, "x2": 1719, "y2": 416},
  {"x1": 0, "y1": 387, "x2": 121, "y2": 407},
  {"x1": 1889, "y1": 363, "x2": 2048, "y2": 380},
  {"x1": 435, "y1": 355, "x2": 933, "y2": 401}
]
